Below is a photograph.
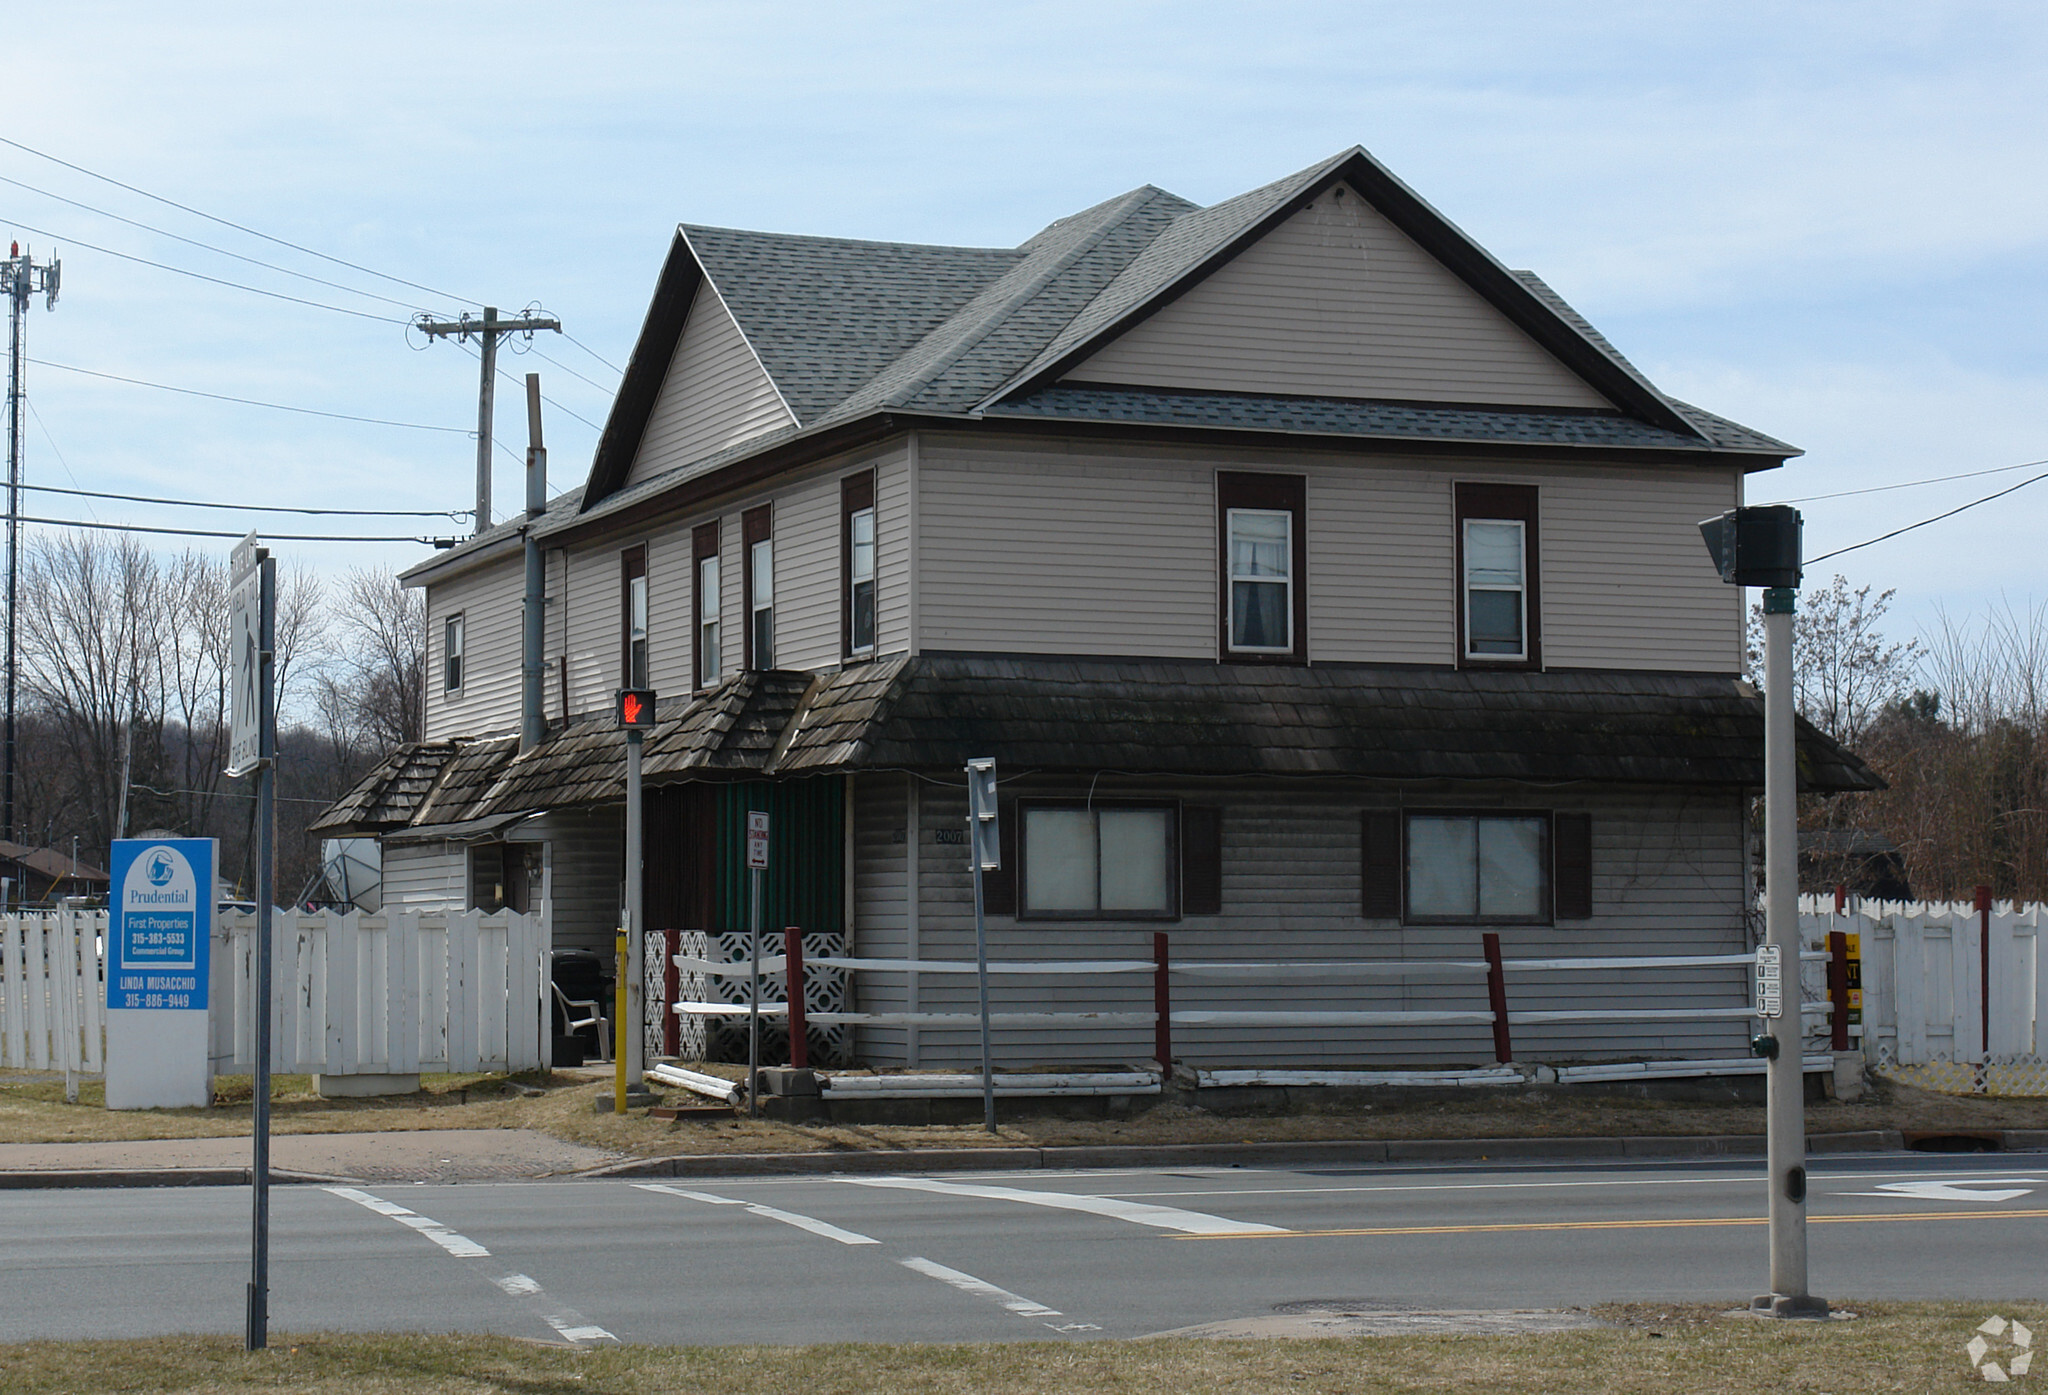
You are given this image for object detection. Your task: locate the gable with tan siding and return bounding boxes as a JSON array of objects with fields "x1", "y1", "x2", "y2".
[
  {"x1": 625, "y1": 280, "x2": 794, "y2": 491},
  {"x1": 1070, "y1": 185, "x2": 1614, "y2": 409}
]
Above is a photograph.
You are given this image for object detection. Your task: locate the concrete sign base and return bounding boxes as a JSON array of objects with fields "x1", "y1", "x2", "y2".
[{"x1": 105, "y1": 1009, "x2": 211, "y2": 1110}]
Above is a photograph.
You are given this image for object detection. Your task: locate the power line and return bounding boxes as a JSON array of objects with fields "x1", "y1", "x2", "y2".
[
  {"x1": 460, "y1": 340, "x2": 601, "y2": 432},
  {"x1": 29, "y1": 357, "x2": 471, "y2": 432},
  {"x1": 0, "y1": 135, "x2": 481, "y2": 308},
  {"x1": 512, "y1": 341, "x2": 615, "y2": 397},
  {"x1": 562, "y1": 331, "x2": 622, "y2": 375},
  {"x1": 21, "y1": 482, "x2": 466, "y2": 519},
  {"x1": 1807, "y1": 468, "x2": 2048, "y2": 565},
  {"x1": 0, "y1": 215, "x2": 410, "y2": 324},
  {"x1": 1758, "y1": 457, "x2": 2048, "y2": 505},
  {"x1": 0, "y1": 172, "x2": 431, "y2": 315},
  {"x1": 19, "y1": 515, "x2": 437, "y2": 544}
]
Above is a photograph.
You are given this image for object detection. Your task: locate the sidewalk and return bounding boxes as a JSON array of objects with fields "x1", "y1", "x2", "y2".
[{"x1": 0, "y1": 1125, "x2": 1978, "y2": 1188}]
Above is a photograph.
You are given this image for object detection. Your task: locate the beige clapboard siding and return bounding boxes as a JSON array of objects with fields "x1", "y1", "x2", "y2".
[
  {"x1": 765, "y1": 473, "x2": 842, "y2": 671},
  {"x1": 916, "y1": 437, "x2": 1746, "y2": 671},
  {"x1": 1073, "y1": 187, "x2": 1611, "y2": 409},
  {"x1": 379, "y1": 841, "x2": 466, "y2": 912},
  {"x1": 510, "y1": 806, "x2": 621, "y2": 955},
  {"x1": 851, "y1": 775, "x2": 914, "y2": 1059},
  {"x1": 625, "y1": 280, "x2": 793, "y2": 490},
  {"x1": 424, "y1": 558, "x2": 524, "y2": 739},
  {"x1": 646, "y1": 524, "x2": 696, "y2": 696},
  {"x1": 852, "y1": 779, "x2": 1750, "y2": 1071},
  {"x1": 918, "y1": 440, "x2": 1217, "y2": 657},
  {"x1": 875, "y1": 445, "x2": 913, "y2": 653},
  {"x1": 558, "y1": 542, "x2": 619, "y2": 717}
]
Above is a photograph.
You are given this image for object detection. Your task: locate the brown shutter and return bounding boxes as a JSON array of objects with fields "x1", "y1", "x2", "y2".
[
  {"x1": 1554, "y1": 812, "x2": 1593, "y2": 919},
  {"x1": 1361, "y1": 811, "x2": 1402, "y2": 919},
  {"x1": 1181, "y1": 806, "x2": 1223, "y2": 915},
  {"x1": 982, "y1": 800, "x2": 1018, "y2": 915}
]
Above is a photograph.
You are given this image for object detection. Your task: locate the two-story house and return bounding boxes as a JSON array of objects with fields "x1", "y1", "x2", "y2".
[{"x1": 314, "y1": 146, "x2": 1877, "y2": 1072}]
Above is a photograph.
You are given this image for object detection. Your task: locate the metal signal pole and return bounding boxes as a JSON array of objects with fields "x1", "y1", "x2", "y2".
[
  {"x1": 415, "y1": 307, "x2": 560, "y2": 535},
  {"x1": 3, "y1": 243, "x2": 59, "y2": 844}
]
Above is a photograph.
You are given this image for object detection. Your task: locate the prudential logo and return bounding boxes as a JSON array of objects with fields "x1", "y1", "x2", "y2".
[
  {"x1": 1969, "y1": 1315, "x2": 2034, "y2": 1381},
  {"x1": 147, "y1": 849, "x2": 175, "y2": 887}
]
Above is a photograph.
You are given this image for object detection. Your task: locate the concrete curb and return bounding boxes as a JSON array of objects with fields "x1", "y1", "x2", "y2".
[
  {"x1": 0, "y1": 1167, "x2": 350, "y2": 1190},
  {"x1": 575, "y1": 1129, "x2": 1923, "y2": 1180}
]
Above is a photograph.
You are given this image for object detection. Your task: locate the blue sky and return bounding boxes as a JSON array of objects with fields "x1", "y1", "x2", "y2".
[{"x1": 5, "y1": 2, "x2": 2042, "y2": 646}]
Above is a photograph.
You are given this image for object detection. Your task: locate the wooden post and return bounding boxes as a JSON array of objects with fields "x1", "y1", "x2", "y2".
[
  {"x1": 1978, "y1": 885, "x2": 1994, "y2": 1062},
  {"x1": 662, "y1": 928, "x2": 680, "y2": 1058},
  {"x1": 1834, "y1": 883, "x2": 1847, "y2": 915},
  {"x1": 784, "y1": 927, "x2": 807, "y2": 1070},
  {"x1": 1827, "y1": 931, "x2": 1850, "y2": 1053},
  {"x1": 1152, "y1": 931, "x2": 1171, "y2": 1075},
  {"x1": 1483, "y1": 932, "x2": 1512, "y2": 1064}
]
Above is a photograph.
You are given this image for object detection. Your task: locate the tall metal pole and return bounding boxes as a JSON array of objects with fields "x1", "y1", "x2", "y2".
[
  {"x1": 246, "y1": 550, "x2": 276, "y2": 1350},
  {"x1": 748, "y1": 861, "x2": 762, "y2": 1119},
  {"x1": 624, "y1": 729, "x2": 644, "y2": 1091},
  {"x1": 973, "y1": 858, "x2": 993, "y2": 1134},
  {"x1": 967, "y1": 758, "x2": 998, "y2": 1135},
  {"x1": 1758, "y1": 584, "x2": 1823, "y2": 1317}
]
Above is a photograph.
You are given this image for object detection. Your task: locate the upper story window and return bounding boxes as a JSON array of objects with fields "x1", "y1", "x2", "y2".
[
  {"x1": 1019, "y1": 800, "x2": 1179, "y2": 920},
  {"x1": 743, "y1": 504, "x2": 774, "y2": 670},
  {"x1": 843, "y1": 470, "x2": 877, "y2": 658},
  {"x1": 693, "y1": 521, "x2": 720, "y2": 688},
  {"x1": 443, "y1": 613, "x2": 465, "y2": 692},
  {"x1": 1217, "y1": 471, "x2": 1306, "y2": 662},
  {"x1": 1455, "y1": 482, "x2": 1540, "y2": 668},
  {"x1": 621, "y1": 545, "x2": 648, "y2": 689}
]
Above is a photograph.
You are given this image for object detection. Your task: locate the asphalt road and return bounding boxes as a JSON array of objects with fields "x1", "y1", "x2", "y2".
[{"x1": 7, "y1": 1153, "x2": 2048, "y2": 1346}]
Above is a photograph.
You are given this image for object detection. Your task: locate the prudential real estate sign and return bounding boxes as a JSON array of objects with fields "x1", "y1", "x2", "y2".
[{"x1": 108, "y1": 838, "x2": 214, "y2": 1011}]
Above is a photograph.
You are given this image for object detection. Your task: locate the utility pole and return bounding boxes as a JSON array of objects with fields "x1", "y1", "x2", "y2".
[
  {"x1": 415, "y1": 307, "x2": 560, "y2": 535},
  {"x1": 4, "y1": 242, "x2": 60, "y2": 844}
]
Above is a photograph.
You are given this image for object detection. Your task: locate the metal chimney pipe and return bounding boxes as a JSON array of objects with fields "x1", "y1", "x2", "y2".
[{"x1": 520, "y1": 374, "x2": 547, "y2": 753}]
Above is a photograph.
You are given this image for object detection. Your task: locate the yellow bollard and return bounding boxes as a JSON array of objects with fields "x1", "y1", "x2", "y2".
[{"x1": 614, "y1": 929, "x2": 628, "y2": 1116}]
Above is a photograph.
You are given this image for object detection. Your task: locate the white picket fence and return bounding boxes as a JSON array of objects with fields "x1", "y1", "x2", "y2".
[
  {"x1": 0, "y1": 910, "x2": 106, "y2": 1074},
  {"x1": 1802, "y1": 896, "x2": 2048, "y2": 1065},
  {"x1": 210, "y1": 908, "x2": 552, "y2": 1076}
]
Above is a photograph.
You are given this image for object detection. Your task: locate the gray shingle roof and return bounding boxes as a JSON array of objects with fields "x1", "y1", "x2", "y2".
[{"x1": 553, "y1": 146, "x2": 1794, "y2": 526}]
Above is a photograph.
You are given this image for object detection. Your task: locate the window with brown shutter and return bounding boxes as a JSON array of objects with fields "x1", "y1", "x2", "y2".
[
  {"x1": 742, "y1": 504, "x2": 773, "y2": 670},
  {"x1": 1217, "y1": 471, "x2": 1307, "y2": 663},
  {"x1": 1454, "y1": 482, "x2": 1540, "y2": 669},
  {"x1": 1361, "y1": 810, "x2": 1401, "y2": 919},
  {"x1": 692, "y1": 522, "x2": 720, "y2": 689},
  {"x1": 620, "y1": 545, "x2": 648, "y2": 689},
  {"x1": 842, "y1": 471, "x2": 877, "y2": 659},
  {"x1": 1181, "y1": 806, "x2": 1223, "y2": 915},
  {"x1": 1553, "y1": 811, "x2": 1594, "y2": 919}
]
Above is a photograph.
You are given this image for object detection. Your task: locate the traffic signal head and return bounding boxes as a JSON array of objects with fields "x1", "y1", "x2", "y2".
[
  {"x1": 616, "y1": 688, "x2": 657, "y2": 729},
  {"x1": 1697, "y1": 505, "x2": 1802, "y2": 589}
]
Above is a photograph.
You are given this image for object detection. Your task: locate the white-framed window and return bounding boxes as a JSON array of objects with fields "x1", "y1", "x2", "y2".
[
  {"x1": 1020, "y1": 802, "x2": 1178, "y2": 919},
  {"x1": 697, "y1": 554, "x2": 721, "y2": 687},
  {"x1": 1227, "y1": 508, "x2": 1293, "y2": 653},
  {"x1": 848, "y1": 505, "x2": 876, "y2": 654},
  {"x1": 443, "y1": 613, "x2": 465, "y2": 692},
  {"x1": 1406, "y1": 812, "x2": 1548, "y2": 923},
  {"x1": 1463, "y1": 518, "x2": 1526, "y2": 659},
  {"x1": 749, "y1": 536, "x2": 775, "y2": 668}
]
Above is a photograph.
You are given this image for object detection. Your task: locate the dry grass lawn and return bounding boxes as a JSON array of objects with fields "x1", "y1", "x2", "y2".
[
  {"x1": 7, "y1": 1063, "x2": 2048, "y2": 1160},
  {"x1": 0, "y1": 1302, "x2": 2035, "y2": 1393}
]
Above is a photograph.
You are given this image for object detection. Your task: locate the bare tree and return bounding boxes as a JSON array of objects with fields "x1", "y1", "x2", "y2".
[{"x1": 327, "y1": 567, "x2": 425, "y2": 750}]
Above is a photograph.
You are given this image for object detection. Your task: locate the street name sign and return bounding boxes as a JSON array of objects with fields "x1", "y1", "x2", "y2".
[{"x1": 104, "y1": 837, "x2": 215, "y2": 1109}]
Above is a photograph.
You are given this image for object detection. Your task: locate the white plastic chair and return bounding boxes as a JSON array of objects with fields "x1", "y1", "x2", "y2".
[{"x1": 551, "y1": 981, "x2": 611, "y2": 1062}]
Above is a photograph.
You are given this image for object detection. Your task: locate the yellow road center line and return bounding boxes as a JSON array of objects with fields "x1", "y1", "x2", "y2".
[{"x1": 1170, "y1": 1207, "x2": 2048, "y2": 1240}]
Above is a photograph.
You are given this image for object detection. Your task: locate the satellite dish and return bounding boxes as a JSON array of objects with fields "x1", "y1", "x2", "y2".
[{"x1": 321, "y1": 838, "x2": 382, "y2": 912}]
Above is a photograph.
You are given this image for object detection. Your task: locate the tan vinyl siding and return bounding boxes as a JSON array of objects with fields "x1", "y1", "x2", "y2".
[
  {"x1": 875, "y1": 445, "x2": 914, "y2": 654},
  {"x1": 1071, "y1": 186, "x2": 1612, "y2": 409},
  {"x1": 625, "y1": 281, "x2": 793, "y2": 490},
  {"x1": 853, "y1": 780, "x2": 1749, "y2": 1071},
  {"x1": 918, "y1": 439, "x2": 1216, "y2": 658},
  {"x1": 558, "y1": 543, "x2": 617, "y2": 718},
  {"x1": 644, "y1": 525, "x2": 696, "y2": 696},
  {"x1": 423, "y1": 558, "x2": 523, "y2": 739},
  {"x1": 851, "y1": 774, "x2": 914, "y2": 1063},
  {"x1": 379, "y1": 841, "x2": 466, "y2": 912},
  {"x1": 916, "y1": 436, "x2": 1743, "y2": 673},
  {"x1": 765, "y1": 474, "x2": 840, "y2": 671}
]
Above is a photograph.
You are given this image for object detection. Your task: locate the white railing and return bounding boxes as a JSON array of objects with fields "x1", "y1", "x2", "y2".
[
  {"x1": 1803, "y1": 896, "x2": 2048, "y2": 1066},
  {"x1": 210, "y1": 907, "x2": 551, "y2": 1077},
  {"x1": 670, "y1": 936, "x2": 1828, "y2": 1069},
  {"x1": 0, "y1": 910, "x2": 106, "y2": 1077}
]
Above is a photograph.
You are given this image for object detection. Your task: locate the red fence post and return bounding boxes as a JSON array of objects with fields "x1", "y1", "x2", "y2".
[
  {"x1": 784, "y1": 926, "x2": 807, "y2": 1070},
  {"x1": 1826, "y1": 930, "x2": 1850, "y2": 1053},
  {"x1": 1153, "y1": 931, "x2": 1172, "y2": 1075},
  {"x1": 662, "y1": 928, "x2": 680, "y2": 1059},
  {"x1": 1483, "y1": 932, "x2": 1512, "y2": 1064},
  {"x1": 1977, "y1": 885, "x2": 1994, "y2": 1060},
  {"x1": 1834, "y1": 883, "x2": 1847, "y2": 915}
]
